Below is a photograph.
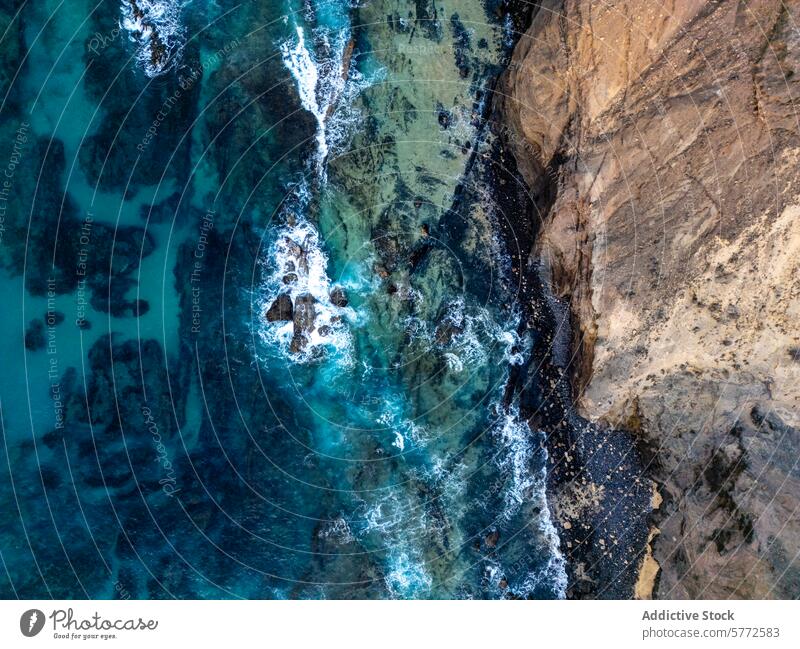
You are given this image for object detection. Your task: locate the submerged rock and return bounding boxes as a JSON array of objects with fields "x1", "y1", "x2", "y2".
[
  {"x1": 24, "y1": 320, "x2": 46, "y2": 351},
  {"x1": 266, "y1": 294, "x2": 293, "y2": 322},
  {"x1": 283, "y1": 237, "x2": 309, "y2": 274}
]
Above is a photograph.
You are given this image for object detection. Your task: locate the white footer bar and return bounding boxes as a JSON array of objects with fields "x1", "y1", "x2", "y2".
[{"x1": 1, "y1": 600, "x2": 797, "y2": 648}]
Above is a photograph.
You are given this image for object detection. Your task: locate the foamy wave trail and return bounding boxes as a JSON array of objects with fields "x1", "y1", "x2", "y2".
[
  {"x1": 120, "y1": 0, "x2": 186, "y2": 77},
  {"x1": 355, "y1": 491, "x2": 434, "y2": 599},
  {"x1": 492, "y1": 404, "x2": 568, "y2": 598},
  {"x1": 280, "y1": 0, "x2": 374, "y2": 176}
]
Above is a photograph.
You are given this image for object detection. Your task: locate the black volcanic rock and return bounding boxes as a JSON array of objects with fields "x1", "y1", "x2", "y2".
[
  {"x1": 329, "y1": 286, "x2": 348, "y2": 308},
  {"x1": 290, "y1": 294, "x2": 316, "y2": 352},
  {"x1": 266, "y1": 294, "x2": 293, "y2": 322}
]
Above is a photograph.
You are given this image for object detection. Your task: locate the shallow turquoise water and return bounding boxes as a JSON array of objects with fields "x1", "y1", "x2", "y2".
[{"x1": 0, "y1": 0, "x2": 566, "y2": 598}]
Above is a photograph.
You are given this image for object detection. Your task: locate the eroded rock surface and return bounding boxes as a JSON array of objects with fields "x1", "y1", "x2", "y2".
[
  {"x1": 500, "y1": 0, "x2": 800, "y2": 598},
  {"x1": 291, "y1": 294, "x2": 317, "y2": 353},
  {"x1": 266, "y1": 293, "x2": 293, "y2": 322}
]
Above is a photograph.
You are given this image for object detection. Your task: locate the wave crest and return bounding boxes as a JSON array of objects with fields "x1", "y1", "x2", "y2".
[{"x1": 120, "y1": 0, "x2": 185, "y2": 77}]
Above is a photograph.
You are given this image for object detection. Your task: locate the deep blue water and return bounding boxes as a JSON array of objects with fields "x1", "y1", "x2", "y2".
[{"x1": 0, "y1": 0, "x2": 566, "y2": 598}]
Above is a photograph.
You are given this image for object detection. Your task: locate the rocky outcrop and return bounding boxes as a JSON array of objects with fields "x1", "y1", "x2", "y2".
[
  {"x1": 266, "y1": 293, "x2": 293, "y2": 322},
  {"x1": 329, "y1": 286, "x2": 349, "y2": 308},
  {"x1": 291, "y1": 294, "x2": 317, "y2": 353},
  {"x1": 499, "y1": 0, "x2": 800, "y2": 598}
]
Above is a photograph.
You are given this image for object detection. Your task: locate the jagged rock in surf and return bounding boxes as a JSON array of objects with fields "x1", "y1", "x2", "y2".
[
  {"x1": 121, "y1": 0, "x2": 182, "y2": 77},
  {"x1": 291, "y1": 293, "x2": 317, "y2": 352},
  {"x1": 329, "y1": 286, "x2": 349, "y2": 308},
  {"x1": 266, "y1": 294, "x2": 293, "y2": 322},
  {"x1": 283, "y1": 237, "x2": 309, "y2": 274}
]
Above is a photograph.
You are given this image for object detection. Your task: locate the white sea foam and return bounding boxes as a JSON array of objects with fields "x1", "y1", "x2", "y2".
[
  {"x1": 269, "y1": 1, "x2": 565, "y2": 600},
  {"x1": 324, "y1": 58, "x2": 375, "y2": 159},
  {"x1": 384, "y1": 551, "x2": 433, "y2": 598},
  {"x1": 280, "y1": 25, "x2": 329, "y2": 171},
  {"x1": 502, "y1": 12, "x2": 516, "y2": 50},
  {"x1": 261, "y1": 7, "x2": 378, "y2": 363},
  {"x1": 360, "y1": 491, "x2": 407, "y2": 536},
  {"x1": 518, "y1": 525, "x2": 568, "y2": 599},
  {"x1": 443, "y1": 352, "x2": 463, "y2": 372},
  {"x1": 120, "y1": 0, "x2": 185, "y2": 77},
  {"x1": 377, "y1": 406, "x2": 429, "y2": 451},
  {"x1": 280, "y1": 13, "x2": 375, "y2": 176},
  {"x1": 257, "y1": 182, "x2": 355, "y2": 364},
  {"x1": 493, "y1": 405, "x2": 539, "y2": 519},
  {"x1": 492, "y1": 404, "x2": 568, "y2": 598},
  {"x1": 392, "y1": 431, "x2": 405, "y2": 451},
  {"x1": 355, "y1": 487, "x2": 434, "y2": 598}
]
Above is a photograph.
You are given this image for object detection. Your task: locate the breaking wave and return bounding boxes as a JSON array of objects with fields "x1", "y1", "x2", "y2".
[
  {"x1": 120, "y1": 0, "x2": 186, "y2": 77},
  {"x1": 280, "y1": 3, "x2": 375, "y2": 175},
  {"x1": 491, "y1": 405, "x2": 568, "y2": 598},
  {"x1": 257, "y1": 182, "x2": 355, "y2": 365}
]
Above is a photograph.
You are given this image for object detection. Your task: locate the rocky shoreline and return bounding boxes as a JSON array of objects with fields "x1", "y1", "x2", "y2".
[
  {"x1": 397, "y1": 0, "x2": 657, "y2": 598},
  {"x1": 496, "y1": 0, "x2": 800, "y2": 598},
  {"x1": 482, "y1": 115, "x2": 651, "y2": 598}
]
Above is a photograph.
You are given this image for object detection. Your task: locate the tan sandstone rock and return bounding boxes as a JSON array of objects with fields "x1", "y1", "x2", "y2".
[{"x1": 499, "y1": 0, "x2": 800, "y2": 598}]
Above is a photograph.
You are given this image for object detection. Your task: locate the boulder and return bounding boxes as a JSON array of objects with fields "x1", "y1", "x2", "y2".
[
  {"x1": 290, "y1": 294, "x2": 316, "y2": 352},
  {"x1": 435, "y1": 321, "x2": 462, "y2": 346},
  {"x1": 266, "y1": 293, "x2": 293, "y2": 322},
  {"x1": 329, "y1": 286, "x2": 348, "y2": 308}
]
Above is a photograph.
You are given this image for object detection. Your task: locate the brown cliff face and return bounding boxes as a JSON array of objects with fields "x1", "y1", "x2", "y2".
[{"x1": 500, "y1": 0, "x2": 800, "y2": 598}]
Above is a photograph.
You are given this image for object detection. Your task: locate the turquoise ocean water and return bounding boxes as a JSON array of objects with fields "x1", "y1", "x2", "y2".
[{"x1": 0, "y1": 0, "x2": 567, "y2": 598}]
